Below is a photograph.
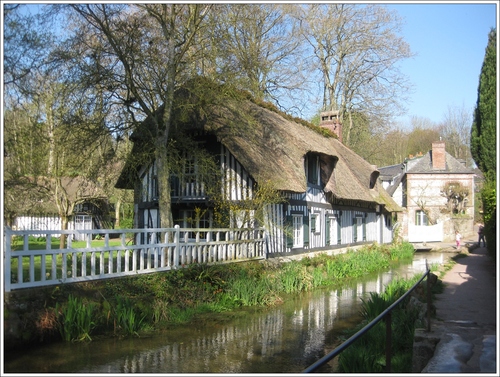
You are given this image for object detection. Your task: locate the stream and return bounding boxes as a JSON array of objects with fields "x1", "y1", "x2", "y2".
[{"x1": 4, "y1": 251, "x2": 446, "y2": 374}]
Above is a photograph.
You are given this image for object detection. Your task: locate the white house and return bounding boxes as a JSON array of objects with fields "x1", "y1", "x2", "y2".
[{"x1": 379, "y1": 141, "x2": 475, "y2": 243}]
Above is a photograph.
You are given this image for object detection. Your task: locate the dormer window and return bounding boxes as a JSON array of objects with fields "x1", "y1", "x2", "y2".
[{"x1": 306, "y1": 153, "x2": 320, "y2": 186}]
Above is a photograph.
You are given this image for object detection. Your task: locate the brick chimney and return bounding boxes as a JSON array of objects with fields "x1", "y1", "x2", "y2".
[
  {"x1": 319, "y1": 110, "x2": 342, "y2": 142},
  {"x1": 431, "y1": 140, "x2": 446, "y2": 170}
]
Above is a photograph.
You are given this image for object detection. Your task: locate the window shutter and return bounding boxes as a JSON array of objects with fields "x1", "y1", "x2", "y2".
[
  {"x1": 303, "y1": 215, "x2": 309, "y2": 246},
  {"x1": 353, "y1": 217, "x2": 357, "y2": 242},
  {"x1": 337, "y1": 217, "x2": 342, "y2": 245},
  {"x1": 325, "y1": 216, "x2": 331, "y2": 245},
  {"x1": 363, "y1": 218, "x2": 366, "y2": 241},
  {"x1": 285, "y1": 216, "x2": 293, "y2": 249}
]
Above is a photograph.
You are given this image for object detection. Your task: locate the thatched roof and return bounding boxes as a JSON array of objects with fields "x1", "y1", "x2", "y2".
[
  {"x1": 116, "y1": 82, "x2": 402, "y2": 213},
  {"x1": 5, "y1": 176, "x2": 107, "y2": 216}
]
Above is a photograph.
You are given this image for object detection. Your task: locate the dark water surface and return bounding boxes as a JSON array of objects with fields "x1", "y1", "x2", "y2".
[{"x1": 4, "y1": 251, "x2": 445, "y2": 374}]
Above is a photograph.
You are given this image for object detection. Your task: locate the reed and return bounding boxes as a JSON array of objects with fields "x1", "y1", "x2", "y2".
[
  {"x1": 227, "y1": 274, "x2": 274, "y2": 306},
  {"x1": 166, "y1": 306, "x2": 197, "y2": 324},
  {"x1": 277, "y1": 262, "x2": 311, "y2": 293},
  {"x1": 337, "y1": 274, "x2": 422, "y2": 373},
  {"x1": 56, "y1": 294, "x2": 96, "y2": 342},
  {"x1": 113, "y1": 296, "x2": 146, "y2": 336},
  {"x1": 34, "y1": 241, "x2": 417, "y2": 345}
]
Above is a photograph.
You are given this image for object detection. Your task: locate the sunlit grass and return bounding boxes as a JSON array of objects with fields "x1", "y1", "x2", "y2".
[
  {"x1": 11, "y1": 236, "x2": 124, "y2": 251},
  {"x1": 337, "y1": 274, "x2": 423, "y2": 373}
]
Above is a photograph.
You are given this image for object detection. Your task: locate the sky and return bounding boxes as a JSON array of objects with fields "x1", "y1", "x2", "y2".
[
  {"x1": 4, "y1": 1, "x2": 498, "y2": 128},
  {"x1": 384, "y1": 1, "x2": 498, "y2": 126}
]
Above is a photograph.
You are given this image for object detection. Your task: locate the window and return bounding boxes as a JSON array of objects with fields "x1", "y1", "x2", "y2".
[
  {"x1": 292, "y1": 215, "x2": 303, "y2": 248},
  {"x1": 181, "y1": 209, "x2": 211, "y2": 229},
  {"x1": 415, "y1": 210, "x2": 429, "y2": 226},
  {"x1": 311, "y1": 213, "x2": 320, "y2": 234},
  {"x1": 327, "y1": 215, "x2": 341, "y2": 245},
  {"x1": 151, "y1": 176, "x2": 158, "y2": 201},
  {"x1": 180, "y1": 209, "x2": 212, "y2": 240},
  {"x1": 353, "y1": 215, "x2": 364, "y2": 242},
  {"x1": 306, "y1": 154, "x2": 320, "y2": 186}
]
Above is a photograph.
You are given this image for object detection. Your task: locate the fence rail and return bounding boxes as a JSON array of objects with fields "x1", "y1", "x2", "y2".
[
  {"x1": 303, "y1": 260, "x2": 432, "y2": 373},
  {"x1": 3, "y1": 226, "x2": 267, "y2": 292}
]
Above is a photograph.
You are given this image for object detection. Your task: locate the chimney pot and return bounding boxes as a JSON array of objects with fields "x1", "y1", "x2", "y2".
[{"x1": 319, "y1": 110, "x2": 342, "y2": 142}]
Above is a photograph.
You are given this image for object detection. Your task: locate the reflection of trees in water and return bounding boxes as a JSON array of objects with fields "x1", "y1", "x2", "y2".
[
  {"x1": 88, "y1": 276, "x2": 397, "y2": 373},
  {"x1": 4, "y1": 259, "x2": 438, "y2": 374},
  {"x1": 62, "y1": 256, "x2": 441, "y2": 374}
]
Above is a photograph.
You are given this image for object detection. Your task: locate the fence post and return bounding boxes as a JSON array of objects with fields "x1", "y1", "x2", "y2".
[
  {"x1": 161, "y1": 232, "x2": 166, "y2": 268},
  {"x1": 173, "y1": 225, "x2": 180, "y2": 268},
  {"x1": 206, "y1": 231, "x2": 211, "y2": 262},
  {"x1": 4, "y1": 227, "x2": 12, "y2": 292},
  {"x1": 385, "y1": 312, "x2": 392, "y2": 373}
]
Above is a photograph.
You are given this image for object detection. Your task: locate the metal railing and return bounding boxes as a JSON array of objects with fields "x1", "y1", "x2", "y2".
[{"x1": 303, "y1": 260, "x2": 432, "y2": 373}]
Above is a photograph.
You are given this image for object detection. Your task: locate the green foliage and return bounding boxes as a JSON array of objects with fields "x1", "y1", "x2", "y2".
[
  {"x1": 227, "y1": 277, "x2": 271, "y2": 306},
  {"x1": 114, "y1": 296, "x2": 146, "y2": 336},
  {"x1": 471, "y1": 28, "x2": 496, "y2": 177},
  {"x1": 480, "y1": 178, "x2": 496, "y2": 259},
  {"x1": 165, "y1": 306, "x2": 198, "y2": 324},
  {"x1": 29, "y1": 242, "x2": 417, "y2": 347},
  {"x1": 337, "y1": 275, "x2": 421, "y2": 373},
  {"x1": 56, "y1": 294, "x2": 96, "y2": 342},
  {"x1": 277, "y1": 262, "x2": 312, "y2": 293}
]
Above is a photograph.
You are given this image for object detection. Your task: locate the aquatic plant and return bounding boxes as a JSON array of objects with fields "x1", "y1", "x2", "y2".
[
  {"x1": 56, "y1": 294, "x2": 96, "y2": 342},
  {"x1": 278, "y1": 262, "x2": 312, "y2": 293},
  {"x1": 114, "y1": 296, "x2": 146, "y2": 336},
  {"x1": 337, "y1": 274, "x2": 422, "y2": 373}
]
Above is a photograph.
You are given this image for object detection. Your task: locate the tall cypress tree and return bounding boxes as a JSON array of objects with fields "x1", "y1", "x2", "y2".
[
  {"x1": 470, "y1": 28, "x2": 496, "y2": 178},
  {"x1": 470, "y1": 28, "x2": 496, "y2": 258}
]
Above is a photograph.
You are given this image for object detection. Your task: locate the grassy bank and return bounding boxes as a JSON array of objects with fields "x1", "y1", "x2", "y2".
[
  {"x1": 336, "y1": 275, "x2": 425, "y2": 373},
  {"x1": 5, "y1": 242, "x2": 415, "y2": 349}
]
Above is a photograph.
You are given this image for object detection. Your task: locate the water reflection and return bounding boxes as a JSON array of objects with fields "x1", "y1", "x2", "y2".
[{"x1": 4, "y1": 251, "x2": 444, "y2": 374}]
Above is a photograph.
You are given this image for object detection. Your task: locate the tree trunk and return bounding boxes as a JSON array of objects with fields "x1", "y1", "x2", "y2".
[
  {"x1": 114, "y1": 199, "x2": 121, "y2": 228},
  {"x1": 59, "y1": 215, "x2": 68, "y2": 249},
  {"x1": 157, "y1": 99, "x2": 174, "y2": 230},
  {"x1": 344, "y1": 111, "x2": 353, "y2": 146},
  {"x1": 156, "y1": 22, "x2": 177, "y2": 232}
]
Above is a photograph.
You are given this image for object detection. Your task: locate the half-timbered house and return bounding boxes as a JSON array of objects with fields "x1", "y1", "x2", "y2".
[{"x1": 116, "y1": 82, "x2": 401, "y2": 256}]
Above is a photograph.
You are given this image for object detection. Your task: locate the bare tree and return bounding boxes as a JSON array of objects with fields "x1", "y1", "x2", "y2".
[
  {"x1": 211, "y1": 4, "x2": 306, "y2": 111},
  {"x1": 3, "y1": 4, "x2": 53, "y2": 87},
  {"x1": 438, "y1": 104, "x2": 474, "y2": 166},
  {"x1": 67, "y1": 4, "x2": 212, "y2": 228},
  {"x1": 291, "y1": 3, "x2": 414, "y2": 146}
]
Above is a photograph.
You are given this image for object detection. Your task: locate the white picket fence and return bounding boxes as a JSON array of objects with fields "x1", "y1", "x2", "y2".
[
  {"x1": 3, "y1": 226, "x2": 267, "y2": 292},
  {"x1": 14, "y1": 214, "x2": 93, "y2": 240},
  {"x1": 408, "y1": 222, "x2": 444, "y2": 243}
]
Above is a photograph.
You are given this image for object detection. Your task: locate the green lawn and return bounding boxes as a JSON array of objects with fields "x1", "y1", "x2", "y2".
[{"x1": 11, "y1": 237, "x2": 124, "y2": 251}]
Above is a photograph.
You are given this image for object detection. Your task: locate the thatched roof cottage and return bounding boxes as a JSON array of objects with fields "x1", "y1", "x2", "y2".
[{"x1": 116, "y1": 81, "x2": 401, "y2": 255}]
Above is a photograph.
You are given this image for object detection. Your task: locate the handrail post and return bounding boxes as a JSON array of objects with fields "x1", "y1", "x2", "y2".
[
  {"x1": 385, "y1": 312, "x2": 392, "y2": 373},
  {"x1": 426, "y1": 262, "x2": 432, "y2": 332}
]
